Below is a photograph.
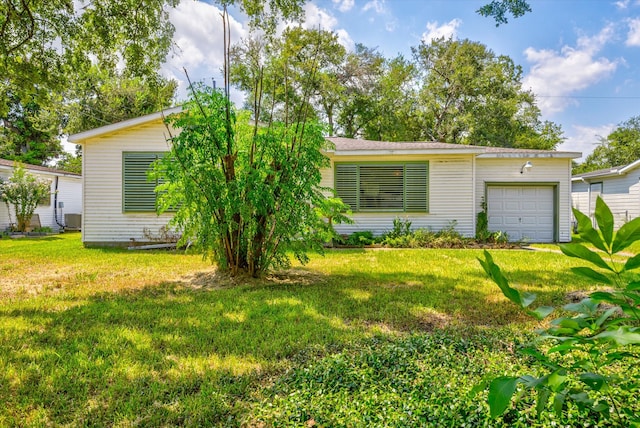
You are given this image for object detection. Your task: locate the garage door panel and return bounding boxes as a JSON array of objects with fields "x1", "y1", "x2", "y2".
[{"x1": 487, "y1": 186, "x2": 554, "y2": 243}]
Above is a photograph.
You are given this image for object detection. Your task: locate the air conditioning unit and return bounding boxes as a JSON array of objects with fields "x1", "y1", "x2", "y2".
[{"x1": 64, "y1": 214, "x2": 82, "y2": 231}]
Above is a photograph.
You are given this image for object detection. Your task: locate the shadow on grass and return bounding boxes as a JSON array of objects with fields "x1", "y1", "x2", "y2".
[{"x1": 0, "y1": 250, "x2": 592, "y2": 426}]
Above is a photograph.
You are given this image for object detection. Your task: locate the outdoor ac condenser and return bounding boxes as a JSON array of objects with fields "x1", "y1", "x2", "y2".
[{"x1": 64, "y1": 214, "x2": 82, "y2": 231}]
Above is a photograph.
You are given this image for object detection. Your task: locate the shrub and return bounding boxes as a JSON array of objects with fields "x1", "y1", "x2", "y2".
[
  {"x1": 0, "y1": 163, "x2": 51, "y2": 232},
  {"x1": 478, "y1": 196, "x2": 640, "y2": 426},
  {"x1": 345, "y1": 231, "x2": 376, "y2": 247}
]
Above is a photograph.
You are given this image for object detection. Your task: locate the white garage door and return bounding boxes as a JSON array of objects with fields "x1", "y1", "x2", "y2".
[{"x1": 487, "y1": 186, "x2": 555, "y2": 243}]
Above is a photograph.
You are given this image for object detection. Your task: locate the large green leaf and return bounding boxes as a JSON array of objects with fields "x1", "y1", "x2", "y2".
[
  {"x1": 531, "y1": 306, "x2": 554, "y2": 320},
  {"x1": 624, "y1": 254, "x2": 640, "y2": 271},
  {"x1": 488, "y1": 376, "x2": 519, "y2": 418},
  {"x1": 560, "y1": 244, "x2": 613, "y2": 271},
  {"x1": 573, "y1": 208, "x2": 608, "y2": 252},
  {"x1": 570, "y1": 267, "x2": 612, "y2": 284},
  {"x1": 594, "y1": 327, "x2": 640, "y2": 345},
  {"x1": 580, "y1": 373, "x2": 606, "y2": 391},
  {"x1": 553, "y1": 391, "x2": 567, "y2": 416},
  {"x1": 478, "y1": 251, "x2": 525, "y2": 307},
  {"x1": 594, "y1": 196, "x2": 614, "y2": 247},
  {"x1": 536, "y1": 388, "x2": 551, "y2": 416},
  {"x1": 612, "y1": 216, "x2": 640, "y2": 253}
]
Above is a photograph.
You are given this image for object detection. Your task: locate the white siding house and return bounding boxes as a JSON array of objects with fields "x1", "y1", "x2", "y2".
[
  {"x1": 0, "y1": 159, "x2": 82, "y2": 232},
  {"x1": 69, "y1": 110, "x2": 580, "y2": 246},
  {"x1": 572, "y1": 160, "x2": 640, "y2": 228}
]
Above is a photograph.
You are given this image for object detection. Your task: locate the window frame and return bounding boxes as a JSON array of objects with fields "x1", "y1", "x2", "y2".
[{"x1": 334, "y1": 161, "x2": 429, "y2": 213}]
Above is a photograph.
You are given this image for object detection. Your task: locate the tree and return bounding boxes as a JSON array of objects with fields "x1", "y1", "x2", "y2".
[
  {"x1": 63, "y1": 67, "x2": 177, "y2": 135},
  {"x1": 574, "y1": 116, "x2": 640, "y2": 174},
  {"x1": 0, "y1": 163, "x2": 51, "y2": 232},
  {"x1": 156, "y1": 4, "x2": 337, "y2": 277},
  {"x1": 231, "y1": 27, "x2": 345, "y2": 131},
  {"x1": 335, "y1": 46, "x2": 420, "y2": 141},
  {"x1": 412, "y1": 37, "x2": 562, "y2": 148},
  {"x1": 157, "y1": 85, "x2": 331, "y2": 277},
  {"x1": 1, "y1": 0, "x2": 180, "y2": 164},
  {"x1": 477, "y1": 0, "x2": 532, "y2": 25},
  {"x1": 0, "y1": 93, "x2": 62, "y2": 165}
]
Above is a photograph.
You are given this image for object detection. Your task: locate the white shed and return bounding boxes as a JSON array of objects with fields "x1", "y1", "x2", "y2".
[
  {"x1": 0, "y1": 159, "x2": 82, "y2": 232},
  {"x1": 69, "y1": 110, "x2": 580, "y2": 246}
]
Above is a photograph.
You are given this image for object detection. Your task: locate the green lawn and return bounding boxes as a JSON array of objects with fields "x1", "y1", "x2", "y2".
[{"x1": 0, "y1": 234, "x2": 635, "y2": 426}]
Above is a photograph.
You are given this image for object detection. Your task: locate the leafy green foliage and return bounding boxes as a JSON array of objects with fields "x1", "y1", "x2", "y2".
[
  {"x1": 478, "y1": 196, "x2": 640, "y2": 425},
  {"x1": 574, "y1": 116, "x2": 640, "y2": 174},
  {"x1": 1, "y1": 0, "x2": 180, "y2": 163},
  {"x1": 412, "y1": 37, "x2": 562, "y2": 149},
  {"x1": 156, "y1": 84, "x2": 331, "y2": 276},
  {"x1": 0, "y1": 93, "x2": 63, "y2": 165},
  {"x1": 0, "y1": 163, "x2": 51, "y2": 232},
  {"x1": 477, "y1": 0, "x2": 532, "y2": 26}
]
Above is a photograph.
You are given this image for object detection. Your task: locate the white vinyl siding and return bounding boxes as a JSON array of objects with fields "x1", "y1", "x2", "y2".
[
  {"x1": 123, "y1": 152, "x2": 165, "y2": 212},
  {"x1": 323, "y1": 155, "x2": 475, "y2": 237},
  {"x1": 572, "y1": 172, "x2": 640, "y2": 228},
  {"x1": 335, "y1": 162, "x2": 428, "y2": 213},
  {"x1": 0, "y1": 168, "x2": 81, "y2": 232},
  {"x1": 476, "y1": 157, "x2": 573, "y2": 242},
  {"x1": 81, "y1": 122, "x2": 174, "y2": 244}
]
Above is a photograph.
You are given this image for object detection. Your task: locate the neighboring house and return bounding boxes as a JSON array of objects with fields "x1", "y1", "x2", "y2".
[
  {"x1": 0, "y1": 159, "x2": 82, "y2": 232},
  {"x1": 572, "y1": 160, "x2": 640, "y2": 228},
  {"x1": 69, "y1": 109, "x2": 580, "y2": 246}
]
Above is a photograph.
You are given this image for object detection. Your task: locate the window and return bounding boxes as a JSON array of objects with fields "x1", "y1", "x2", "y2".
[
  {"x1": 122, "y1": 152, "x2": 166, "y2": 212},
  {"x1": 335, "y1": 162, "x2": 428, "y2": 212}
]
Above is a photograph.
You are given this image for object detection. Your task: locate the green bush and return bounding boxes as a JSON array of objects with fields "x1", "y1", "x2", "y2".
[
  {"x1": 345, "y1": 231, "x2": 376, "y2": 247},
  {"x1": 479, "y1": 196, "x2": 640, "y2": 426}
]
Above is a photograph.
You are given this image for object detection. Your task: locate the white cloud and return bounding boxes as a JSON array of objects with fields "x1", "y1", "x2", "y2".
[
  {"x1": 560, "y1": 124, "x2": 614, "y2": 162},
  {"x1": 615, "y1": 0, "x2": 630, "y2": 9},
  {"x1": 162, "y1": 2, "x2": 246, "y2": 102},
  {"x1": 522, "y1": 25, "x2": 619, "y2": 115},
  {"x1": 332, "y1": 0, "x2": 354, "y2": 12},
  {"x1": 300, "y1": 3, "x2": 354, "y2": 51},
  {"x1": 363, "y1": 0, "x2": 386, "y2": 14},
  {"x1": 421, "y1": 19, "x2": 462, "y2": 43},
  {"x1": 303, "y1": 3, "x2": 338, "y2": 29},
  {"x1": 626, "y1": 18, "x2": 640, "y2": 46}
]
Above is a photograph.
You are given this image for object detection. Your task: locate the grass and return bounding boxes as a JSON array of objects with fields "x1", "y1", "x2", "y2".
[{"x1": 0, "y1": 234, "x2": 635, "y2": 426}]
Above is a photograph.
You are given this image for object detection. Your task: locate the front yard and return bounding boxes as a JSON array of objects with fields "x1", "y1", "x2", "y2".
[{"x1": 0, "y1": 234, "x2": 636, "y2": 426}]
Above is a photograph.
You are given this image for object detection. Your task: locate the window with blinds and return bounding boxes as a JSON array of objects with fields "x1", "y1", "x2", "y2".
[
  {"x1": 335, "y1": 162, "x2": 428, "y2": 212},
  {"x1": 122, "y1": 152, "x2": 166, "y2": 212}
]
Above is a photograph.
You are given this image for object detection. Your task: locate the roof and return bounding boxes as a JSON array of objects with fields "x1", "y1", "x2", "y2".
[
  {"x1": 327, "y1": 137, "x2": 581, "y2": 158},
  {"x1": 68, "y1": 106, "x2": 183, "y2": 144},
  {"x1": 572, "y1": 159, "x2": 640, "y2": 181},
  {"x1": 0, "y1": 158, "x2": 81, "y2": 177}
]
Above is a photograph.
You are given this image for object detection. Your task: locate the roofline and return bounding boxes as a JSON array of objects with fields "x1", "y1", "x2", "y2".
[
  {"x1": 572, "y1": 159, "x2": 640, "y2": 181},
  {"x1": 477, "y1": 152, "x2": 581, "y2": 159},
  {"x1": 328, "y1": 148, "x2": 485, "y2": 156},
  {"x1": 68, "y1": 106, "x2": 182, "y2": 144},
  {"x1": 0, "y1": 160, "x2": 81, "y2": 178}
]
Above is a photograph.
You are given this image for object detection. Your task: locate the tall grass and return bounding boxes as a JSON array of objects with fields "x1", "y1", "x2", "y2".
[{"x1": 0, "y1": 234, "x2": 616, "y2": 426}]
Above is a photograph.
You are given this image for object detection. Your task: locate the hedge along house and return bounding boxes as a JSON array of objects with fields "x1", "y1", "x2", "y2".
[
  {"x1": 0, "y1": 159, "x2": 82, "y2": 232},
  {"x1": 571, "y1": 160, "x2": 640, "y2": 229},
  {"x1": 69, "y1": 109, "x2": 580, "y2": 246}
]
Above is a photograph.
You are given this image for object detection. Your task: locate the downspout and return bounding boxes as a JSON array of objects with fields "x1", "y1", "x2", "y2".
[{"x1": 54, "y1": 176, "x2": 65, "y2": 229}]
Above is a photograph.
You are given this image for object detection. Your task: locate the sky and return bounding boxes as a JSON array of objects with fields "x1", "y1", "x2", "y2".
[{"x1": 159, "y1": 0, "x2": 640, "y2": 162}]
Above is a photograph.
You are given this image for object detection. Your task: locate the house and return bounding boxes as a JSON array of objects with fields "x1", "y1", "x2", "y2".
[
  {"x1": 69, "y1": 109, "x2": 580, "y2": 246},
  {"x1": 0, "y1": 159, "x2": 82, "y2": 232},
  {"x1": 572, "y1": 160, "x2": 640, "y2": 228}
]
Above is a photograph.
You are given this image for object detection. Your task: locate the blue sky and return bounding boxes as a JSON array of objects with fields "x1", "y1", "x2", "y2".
[{"x1": 161, "y1": 0, "x2": 640, "y2": 161}]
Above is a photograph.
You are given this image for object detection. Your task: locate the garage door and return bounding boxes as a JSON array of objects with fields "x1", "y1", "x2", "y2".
[{"x1": 487, "y1": 186, "x2": 555, "y2": 242}]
